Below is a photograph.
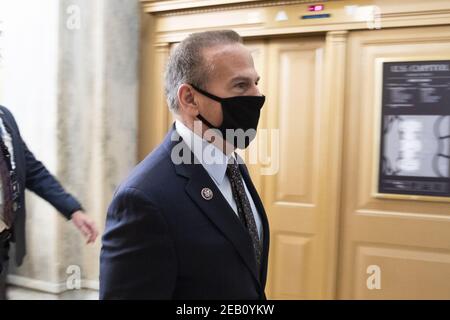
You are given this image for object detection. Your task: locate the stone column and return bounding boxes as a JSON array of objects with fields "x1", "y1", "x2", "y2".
[{"x1": 0, "y1": 0, "x2": 140, "y2": 299}]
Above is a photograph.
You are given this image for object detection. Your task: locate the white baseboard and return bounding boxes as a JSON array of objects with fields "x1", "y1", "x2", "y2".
[
  {"x1": 82, "y1": 279, "x2": 100, "y2": 291},
  {"x1": 7, "y1": 274, "x2": 99, "y2": 294}
]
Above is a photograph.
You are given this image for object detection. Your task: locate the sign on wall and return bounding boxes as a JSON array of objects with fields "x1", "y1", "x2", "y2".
[{"x1": 378, "y1": 59, "x2": 450, "y2": 198}]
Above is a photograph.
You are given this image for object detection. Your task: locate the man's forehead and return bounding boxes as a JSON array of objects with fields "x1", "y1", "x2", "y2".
[
  {"x1": 204, "y1": 42, "x2": 247, "y2": 55},
  {"x1": 203, "y1": 44, "x2": 257, "y2": 80},
  {"x1": 204, "y1": 44, "x2": 252, "y2": 64}
]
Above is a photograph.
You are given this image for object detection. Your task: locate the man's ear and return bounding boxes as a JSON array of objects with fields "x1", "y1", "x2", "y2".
[{"x1": 177, "y1": 84, "x2": 198, "y2": 116}]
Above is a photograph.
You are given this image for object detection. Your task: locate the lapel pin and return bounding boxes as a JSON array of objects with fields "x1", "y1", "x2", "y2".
[{"x1": 201, "y1": 187, "x2": 213, "y2": 200}]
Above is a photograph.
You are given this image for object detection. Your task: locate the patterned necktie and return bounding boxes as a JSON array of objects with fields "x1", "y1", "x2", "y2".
[
  {"x1": 0, "y1": 137, "x2": 13, "y2": 228},
  {"x1": 226, "y1": 158, "x2": 262, "y2": 268}
]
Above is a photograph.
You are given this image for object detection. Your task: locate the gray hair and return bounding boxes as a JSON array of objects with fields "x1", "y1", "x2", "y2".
[{"x1": 164, "y1": 30, "x2": 243, "y2": 113}]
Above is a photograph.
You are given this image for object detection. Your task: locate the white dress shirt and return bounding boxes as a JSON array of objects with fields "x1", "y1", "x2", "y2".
[
  {"x1": 175, "y1": 120, "x2": 263, "y2": 240},
  {"x1": 0, "y1": 117, "x2": 15, "y2": 233}
]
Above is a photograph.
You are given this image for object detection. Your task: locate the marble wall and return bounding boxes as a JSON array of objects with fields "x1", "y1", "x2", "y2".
[{"x1": 0, "y1": 0, "x2": 140, "y2": 298}]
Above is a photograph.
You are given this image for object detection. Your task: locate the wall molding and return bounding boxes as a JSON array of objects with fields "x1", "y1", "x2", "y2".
[
  {"x1": 145, "y1": 0, "x2": 450, "y2": 44},
  {"x1": 142, "y1": 0, "x2": 326, "y2": 15},
  {"x1": 7, "y1": 274, "x2": 99, "y2": 294}
]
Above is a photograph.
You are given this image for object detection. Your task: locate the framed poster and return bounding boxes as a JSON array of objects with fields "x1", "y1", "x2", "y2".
[{"x1": 374, "y1": 58, "x2": 450, "y2": 201}]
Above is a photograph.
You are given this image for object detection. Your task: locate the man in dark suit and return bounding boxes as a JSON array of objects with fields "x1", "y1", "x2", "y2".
[
  {"x1": 0, "y1": 105, "x2": 98, "y2": 300},
  {"x1": 100, "y1": 30, "x2": 270, "y2": 299}
]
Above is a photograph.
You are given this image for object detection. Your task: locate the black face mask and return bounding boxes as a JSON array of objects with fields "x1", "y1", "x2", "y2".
[{"x1": 190, "y1": 84, "x2": 265, "y2": 149}]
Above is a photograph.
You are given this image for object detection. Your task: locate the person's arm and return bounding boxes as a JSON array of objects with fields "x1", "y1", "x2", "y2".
[
  {"x1": 100, "y1": 187, "x2": 177, "y2": 299},
  {"x1": 22, "y1": 140, "x2": 82, "y2": 218},
  {"x1": 22, "y1": 136, "x2": 98, "y2": 243}
]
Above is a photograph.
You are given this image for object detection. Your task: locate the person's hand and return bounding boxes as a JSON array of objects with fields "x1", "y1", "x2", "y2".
[{"x1": 71, "y1": 211, "x2": 98, "y2": 244}]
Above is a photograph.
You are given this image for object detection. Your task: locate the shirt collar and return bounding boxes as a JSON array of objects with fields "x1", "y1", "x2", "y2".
[{"x1": 175, "y1": 120, "x2": 232, "y2": 185}]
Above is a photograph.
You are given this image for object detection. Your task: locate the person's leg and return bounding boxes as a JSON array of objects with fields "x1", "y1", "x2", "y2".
[{"x1": 0, "y1": 240, "x2": 10, "y2": 300}]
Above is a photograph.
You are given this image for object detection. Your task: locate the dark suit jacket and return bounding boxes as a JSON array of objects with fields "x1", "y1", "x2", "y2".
[
  {"x1": 100, "y1": 126, "x2": 270, "y2": 300},
  {"x1": 0, "y1": 106, "x2": 82, "y2": 266}
]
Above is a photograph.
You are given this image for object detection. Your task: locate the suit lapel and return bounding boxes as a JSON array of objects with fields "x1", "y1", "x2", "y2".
[
  {"x1": 184, "y1": 165, "x2": 261, "y2": 286},
  {"x1": 0, "y1": 109, "x2": 25, "y2": 190},
  {"x1": 163, "y1": 127, "x2": 262, "y2": 289},
  {"x1": 0, "y1": 109, "x2": 21, "y2": 163}
]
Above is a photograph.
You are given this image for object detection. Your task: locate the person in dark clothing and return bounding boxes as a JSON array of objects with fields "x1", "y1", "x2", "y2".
[
  {"x1": 100, "y1": 30, "x2": 269, "y2": 299},
  {"x1": 0, "y1": 105, "x2": 98, "y2": 300}
]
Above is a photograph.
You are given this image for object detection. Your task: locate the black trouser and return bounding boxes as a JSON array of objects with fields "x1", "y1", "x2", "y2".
[{"x1": 0, "y1": 230, "x2": 11, "y2": 300}]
